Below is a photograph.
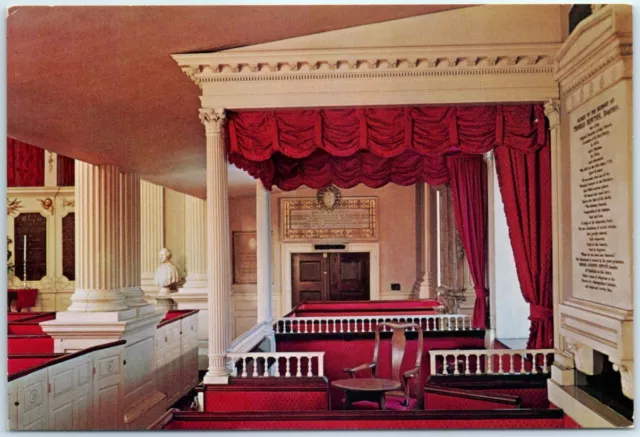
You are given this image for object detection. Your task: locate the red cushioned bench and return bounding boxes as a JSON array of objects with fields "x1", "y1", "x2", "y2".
[
  {"x1": 8, "y1": 334, "x2": 55, "y2": 355},
  {"x1": 287, "y1": 300, "x2": 444, "y2": 317},
  {"x1": 150, "y1": 409, "x2": 566, "y2": 430}
]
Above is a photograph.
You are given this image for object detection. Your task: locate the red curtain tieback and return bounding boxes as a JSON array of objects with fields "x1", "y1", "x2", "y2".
[
  {"x1": 529, "y1": 304, "x2": 553, "y2": 321},
  {"x1": 473, "y1": 287, "x2": 488, "y2": 298}
]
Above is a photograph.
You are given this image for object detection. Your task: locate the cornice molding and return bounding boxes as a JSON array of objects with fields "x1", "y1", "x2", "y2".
[{"x1": 175, "y1": 43, "x2": 559, "y2": 88}]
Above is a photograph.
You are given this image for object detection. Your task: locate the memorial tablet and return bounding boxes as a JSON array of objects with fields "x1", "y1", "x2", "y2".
[
  {"x1": 14, "y1": 213, "x2": 48, "y2": 281},
  {"x1": 233, "y1": 231, "x2": 257, "y2": 284},
  {"x1": 281, "y1": 197, "x2": 377, "y2": 241},
  {"x1": 62, "y1": 213, "x2": 75, "y2": 281},
  {"x1": 570, "y1": 81, "x2": 632, "y2": 311}
]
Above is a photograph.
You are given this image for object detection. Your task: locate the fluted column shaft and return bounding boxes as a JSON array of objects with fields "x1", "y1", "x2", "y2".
[
  {"x1": 183, "y1": 195, "x2": 208, "y2": 289},
  {"x1": 140, "y1": 180, "x2": 164, "y2": 295},
  {"x1": 119, "y1": 172, "x2": 147, "y2": 307},
  {"x1": 68, "y1": 161, "x2": 126, "y2": 312},
  {"x1": 256, "y1": 180, "x2": 272, "y2": 324},
  {"x1": 412, "y1": 182, "x2": 438, "y2": 299},
  {"x1": 200, "y1": 108, "x2": 231, "y2": 384}
]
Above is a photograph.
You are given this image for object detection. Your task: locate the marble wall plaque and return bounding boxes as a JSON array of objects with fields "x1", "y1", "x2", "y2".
[
  {"x1": 62, "y1": 213, "x2": 75, "y2": 281},
  {"x1": 281, "y1": 197, "x2": 377, "y2": 241},
  {"x1": 14, "y1": 213, "x2": 48, "y2": 281},
  {"x1": 233, "y1": 231, "x2": 257, "y2": 284},
  {"x1": 570, "y1": 81, "x2": 632, "y2": 310}
]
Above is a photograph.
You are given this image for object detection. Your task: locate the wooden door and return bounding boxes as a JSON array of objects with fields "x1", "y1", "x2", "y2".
[
  {"x1": 292, "y1": 252, "x2": 370, "y2": 305},
  {"x1": 329, "y1": 253, "x2": 370, "y2": 301},
  {"x1": 292, "y1": 253, "x2": 327, "y2": 306}
]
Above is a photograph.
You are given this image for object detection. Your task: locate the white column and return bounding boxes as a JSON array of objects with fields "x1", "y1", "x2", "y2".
[
  {"x1": 68, "y1": 161, "x2": 127, "y2": 312},
  {"x1": 484, "y1": 150, "x2": 497, "y2": 346},
  {"x1": 173, "y1": 194, "x2": 209, "y2": 370},
  {"x1": 200, "y1": 108, "x2": 231, "y2": 384},
  {"x1": 119, "y1": 171, "x2": 148, "y2": 309},
  {"x1": 256, "y1": 180, "x2": 272, "y2": 325},
  {"x1": 140, "y1": 180, "x2": 164, "y2": 297},
  {"x1": 412, "y1": 182, "x2": 438, "y2": 299},
  {"x1": 182, "y1": 195, "x2": 208, "y2": 290}
]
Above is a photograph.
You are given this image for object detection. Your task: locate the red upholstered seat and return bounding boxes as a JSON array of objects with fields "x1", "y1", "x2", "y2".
[{"x1": 351, "y1": 395, "x2": 419, "y2": 411}]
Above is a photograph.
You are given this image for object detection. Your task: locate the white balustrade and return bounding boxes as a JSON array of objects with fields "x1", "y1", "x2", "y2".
[
  {"x1": 429, "y1": 348, "x2": 555, "y2": 376},
  {"x1": 274, "y1": 314, "x2": 475, "y2": 334},
  {"x1": 227, "y1": 352, "x2": 325, "y2": 378}
]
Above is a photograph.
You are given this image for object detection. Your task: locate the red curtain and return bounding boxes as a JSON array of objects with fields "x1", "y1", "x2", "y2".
[
  {"x1": 447, "y1": 155, "x2": 488, "y2": 329},
  {"x1": 227, "y1": 105, "x2": 527, "y2": 190},
  {"x1": 7, "y1": 138, "x2": 45, "y2": 187},
  {"x1": 57, "y1": 154, "x2": 75, "y2": 186},
  {"x1": 494, "y1": 106, "x2": 553, "y2": 348}
]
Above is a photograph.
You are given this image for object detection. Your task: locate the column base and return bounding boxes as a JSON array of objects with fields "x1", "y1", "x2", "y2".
[
  {"x1": 122, "y1": 286, "x2": 149, "y2": 308},
  {"x1": 203, "y1": 374, "x2": 229, "y2": 385},
  {"x1": 40, "y1": 307, "x2": 165, "y2": 353}
]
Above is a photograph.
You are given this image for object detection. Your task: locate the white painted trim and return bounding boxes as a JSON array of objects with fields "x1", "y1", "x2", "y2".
[{"x1": 280, "y1": 242, "x2": 380, "y2": 314}]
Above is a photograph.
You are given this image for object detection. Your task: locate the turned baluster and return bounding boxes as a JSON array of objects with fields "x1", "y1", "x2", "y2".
[
  {"x1": 542, "y1": 354, "x2": 550, "y2": 374},
  {"x1": 464, "y1": 353, "x2": 471, "y2": 375},
  {"x1": 296, "y1": 357, "x2": 302, "y2": 377},
  {"x1": 285, "y1": 357, "x2": 291, "y2": 377},
  {"x1": 509, "y1": 353, "x2": 515, "y2": 374},
  {"x1": 486, "y1": 352, "x2": 493, "y2": 374},
  {"x1": 241, "y1": 357, "x2": 248, "y2": 377},
  {"x1": 454, "y1": 355, "x2": 460, "y2": 375},
  {"x1": 252, "y1": 358, "x2": 259, "y2": 377},
  {"x1": 442, "y1": 355, "x2": 449, "y2": 375},
  {"x1": 475, "y1": 353, "x2": 481, "y2": 375},
  {"x1": 307, "y1": 357, "x2": 313, "y2": 377},
  {"x1": 498, "y1": 353, "x2": 504, "y2": 375},
  {"x1": 274, "y1": 357, "x2": 281, "y2": 377}
]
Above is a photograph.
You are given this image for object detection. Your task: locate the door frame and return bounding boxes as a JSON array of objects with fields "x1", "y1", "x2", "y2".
[{"x1": 281, "y1": 242, "x2": 380, "y2": 314}]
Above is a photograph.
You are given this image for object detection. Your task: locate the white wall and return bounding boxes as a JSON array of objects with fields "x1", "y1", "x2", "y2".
[{"x1": 493, "y1": 168, "x2": 530, "y2": 340}]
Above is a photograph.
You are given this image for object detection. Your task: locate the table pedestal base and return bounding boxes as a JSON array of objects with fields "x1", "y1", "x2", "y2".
[{"x1": 343, "y1": 390, "x2": 386, "y2": 410}]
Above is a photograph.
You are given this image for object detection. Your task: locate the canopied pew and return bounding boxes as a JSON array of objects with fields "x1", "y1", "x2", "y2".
[{"x1": 151, "y1": 409, "x2": 567, "y2": 430}]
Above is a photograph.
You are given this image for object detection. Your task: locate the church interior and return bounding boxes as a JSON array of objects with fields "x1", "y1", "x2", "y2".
[{"x1": 4, "y1": 4, "x2": 635, "y2": 431}]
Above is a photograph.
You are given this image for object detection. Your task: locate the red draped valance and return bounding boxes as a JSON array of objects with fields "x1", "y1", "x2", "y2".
[{"x1": 227, "y1": 105, "x2": 547, "y2": 190}]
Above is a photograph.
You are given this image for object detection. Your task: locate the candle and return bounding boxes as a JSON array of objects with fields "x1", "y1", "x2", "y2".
[
  {"x1": 23, "y1": 235, "x2": 26, "y2": 264},
  {"x1": 23, "y1": 235, "x2": 27, "y2": 285}
]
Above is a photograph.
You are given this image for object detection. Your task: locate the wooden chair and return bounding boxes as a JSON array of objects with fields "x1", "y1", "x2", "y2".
[{"x1": 343, "y1": 322, "x2": 423, "y2": 409}]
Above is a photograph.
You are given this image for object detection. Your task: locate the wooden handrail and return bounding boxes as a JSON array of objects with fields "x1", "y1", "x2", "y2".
[{"x1": 424, "y1": 384, "x2": 520, "y2": 405}]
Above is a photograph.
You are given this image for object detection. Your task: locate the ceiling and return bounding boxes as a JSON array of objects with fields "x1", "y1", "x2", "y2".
[{"x1": 6, "y1": 5, "x2": 470, "y2": 198}]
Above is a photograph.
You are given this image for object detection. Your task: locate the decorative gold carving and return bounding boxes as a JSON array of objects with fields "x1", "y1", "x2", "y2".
[
  {"x1": 316, "y1": 186, "x2": 341, "y2": 211},
  {"x1": 281, "y1": 197, "x2": 377, "y2": 241},
  {"x1": 199, "y1": 108, "x2": 227, "y2": 135},
  {"x1": 47, "y1": 152, "x2": 55, "y2": 173},
  {"x1": 37, "y1": 198, "x2": 55, "y2": 216},
  {"x1": 543, "y1": 99, "x2": 560, "y2": 129},
  {"x1": 455, "y1": 234, "x2": 465, "y2": 260},
  {"x1": 611, "y1": 362, "x2": 634, "y2": 399},
  {"x1": 7, "y1": 198, "x2": 22, "y2": 216},
  {"x1": 62, "y1": 199, "x2": 75, "y2": 208}
]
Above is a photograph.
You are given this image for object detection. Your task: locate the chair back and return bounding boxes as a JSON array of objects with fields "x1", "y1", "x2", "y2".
[{"x1": 371, "y1": 322, "x2": 423, "y2": 382}]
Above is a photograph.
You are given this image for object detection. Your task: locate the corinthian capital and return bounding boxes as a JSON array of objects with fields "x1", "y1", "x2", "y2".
[
  {"x1": 544, "y1": 99, "x2": 560, "y2": 129},
  {"x1": 199, "y1": 108, "x2": 227, "y2": 135}
]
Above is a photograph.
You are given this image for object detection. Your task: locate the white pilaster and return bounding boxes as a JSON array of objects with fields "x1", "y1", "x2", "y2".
[
  {"x1": 68, "y1": 161, "x2": 127, "y2": 312},
  {"x1": 182, "y1": 195, "x2": 208, "y2": 290},
  {"x1": 200, "y1": 108, "x2": 231, "y2": 384},
  {"x1": 140, "y1": 180, "x2": 164, "y2": 298},
  {"x1": 256, "y1": 180, "x2": 273, "y2": 325},
  {"x1": 412, "y1": 182, "x2": 438, "y2": 299},
  {"x1": 120, "y1": 172, "x2": 149, "y2": 310}
]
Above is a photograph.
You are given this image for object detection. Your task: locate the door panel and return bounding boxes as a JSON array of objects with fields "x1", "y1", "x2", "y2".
[
  {"x1": 292, "y1": 253, "x2": 327, "y2": 306},
  {"x1": 330, "y1": 253, "x2": 370, "y2": 301},
  {"x1": 292, "y1": 252, "x2": 369, "y2": 304}
]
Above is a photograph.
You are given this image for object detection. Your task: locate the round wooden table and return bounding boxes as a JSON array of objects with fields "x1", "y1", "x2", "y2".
[{"x1": 331, "y1": 378, "x2": 401, "y2": 410}]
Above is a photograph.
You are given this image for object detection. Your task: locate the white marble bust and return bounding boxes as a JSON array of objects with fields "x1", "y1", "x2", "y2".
[{"x1": 155, "y1": 248, "x2": 180, "y2": 295}]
